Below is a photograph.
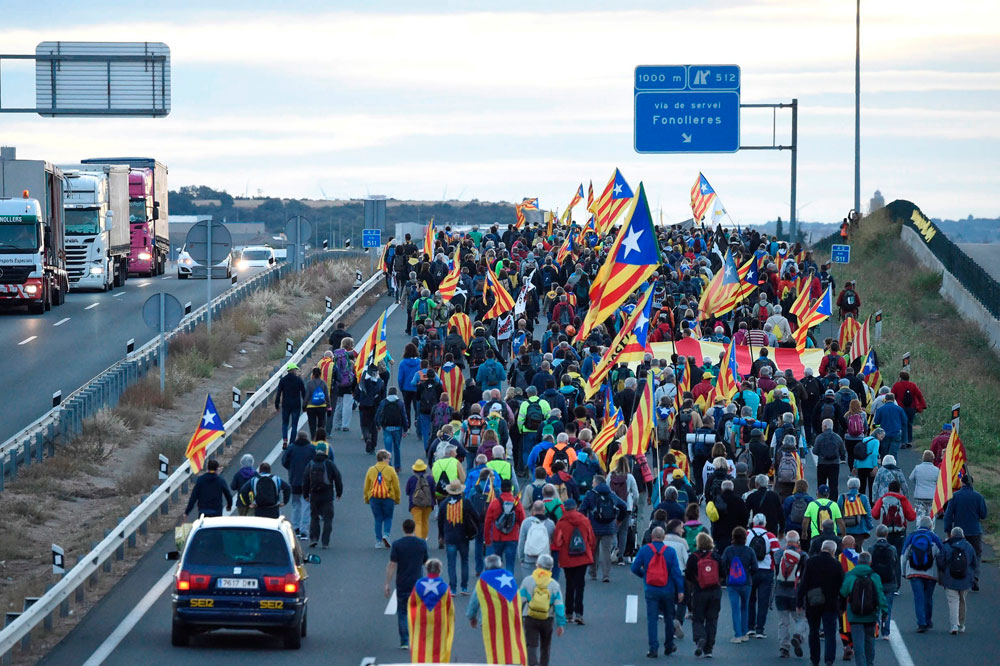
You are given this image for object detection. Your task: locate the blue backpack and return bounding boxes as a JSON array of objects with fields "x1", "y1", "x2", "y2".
[{"x1": 727, "y1": 556, "x2": 748, "y2": 586}]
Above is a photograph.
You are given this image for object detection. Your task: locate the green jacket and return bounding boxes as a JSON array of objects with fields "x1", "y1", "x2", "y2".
[{"x1": 839, "y1": 564, "x2": 888, "y2": 624}]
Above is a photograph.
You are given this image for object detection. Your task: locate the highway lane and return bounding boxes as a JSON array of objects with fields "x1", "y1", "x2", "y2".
[
  {"x1": 42, "y1": 300, "x2": 933, "y2": 666},
  {"x1": 958, "y1": 243, "x2": 1000, "y2": 282},
  {"x1": 0, "y1": 262, "x2": 267, "y2": 443}
]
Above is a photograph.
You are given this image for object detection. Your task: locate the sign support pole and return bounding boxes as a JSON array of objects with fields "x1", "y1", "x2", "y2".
[
  {"x1": 159, "y1": 293, "x2": 166, "y2": 394},
  {"x1": 206, "y1": 217, "x2": 212, "y2": 334},
  {"x1": 790, "y1": 98, "x2": 798, "y2": 242}
]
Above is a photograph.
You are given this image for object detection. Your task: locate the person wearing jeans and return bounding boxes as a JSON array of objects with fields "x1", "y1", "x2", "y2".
[
  {"x1": 274, "y1": 363, "x2": 306, "y2": 445},
  {"x1": 364, "y1": 451, "x2": 400, "y2": 548},
  {"x1": 685, "y1": 532, "x2": 723, "y2": 658},
  {"x1": 630, "y1": 528, "x2": 684, "y2": 658},
  {"x1": 840, "y1": 551, "x2": 888, "y2": 666},
  {"x1": 552, "y1": 497, "x2": 595, "y2": 623},
  {"x1": 901, "y1": 517, "x2": 944, "y2": 631},
  {"x1": 441, "y1": 479, "x2": 475, "y2": 594},
  {"x1": 721, "y1": 527, "x2": 757, "y2": 641},
  {"x1": 798, "y1": 540, "x2": 845, "y2": 666}
]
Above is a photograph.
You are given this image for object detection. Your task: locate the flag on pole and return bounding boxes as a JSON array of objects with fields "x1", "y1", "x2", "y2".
[
  {"x1": 789, "y1": 279, "x2": 813, "y2": 323},
  {"x1": 353, "y1": 309, "x2": 389, "y2": 381},
  {"x1": 590, "y1": 410, "x2": 622, "y2": 462},
  {"x1": 441, "y1": 361, "x2": 465, "y2": 411},
  {"x1": 859, "y1": 349, "x2": 882, "y2": 391},
  {"x1": 555, "y1": 229, "x2": 577, "y2": 266},
  {"x1": 593, "y1": 168, "x2": 633, "y2": 233},
  {"x1": 407, "y1": 575, "x2": 455, "y2": 664},
  {"x1": 849, "y1": 314, "x2": 873, "y2": 363},
  {"x1": 586, "y1": 180, "x2": 594, "y2": 213},
  {"x1": 560, "y1": 184, "x2": 584, "y2": 223},
  {"x1": 422, "y1": 218, "x2": 435, "y2": 260},
  {"x1": 449, "y1": 312, "x2": 472, "y2": 346},
  {"x1": 474, "y1": 568, "x2": 528, "y2": 666},
  {"x1": 544, "y1": 211, "x2": 554, "y2": 237},
  {"x1": 932, "y1": 426, "x2": 968, "y2": 515},
  {"x1": 838, "y1": 315, "x2": 861, "y2": 351},
  {"x1": 482, "y1": 268, "x2": 516, "y2": 320},
  {"x1": 678, "y1": 357, "x2": 692, "y2": 398},
  {"x1": 793, "y1": 286, "x2": 833, "y2": 352},
  {"x1": 514, "y1": 197, "x2": 538, "y2": 229},
  {"x1": 583, "y1": 285, "x2": 654, "y2": 399},
  {"x1": 612, "y1": 376, "x2": 653, "y2": 468},
  {"x1": 185, "y1": 395, "x2": 225, "y2": 473},
  {"x1": 438, "y1": 245, "x2": 462, "y2": 302},
  {"x1": 709, "y1": 194, "x2": 728, "y2": 226},
  {"x1": 376, "y1": 243, "x2": 391, "y2": 273},
  {"x1": 714, "y1": 343, "x2": 740, "y2": 402},
  {"x1": 697, "y1": 249, "x2": 740, "y2": 320},
  {"x1": 690, "y1": 173, "x2": 717, "y2": 222}
]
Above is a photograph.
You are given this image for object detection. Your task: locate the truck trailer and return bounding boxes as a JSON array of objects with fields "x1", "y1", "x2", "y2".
[
  {"x1": 0, "y1": 147, "x2": 69, "y2": 314},
  {"x1": 59, "y1": 164, "x2": 130, "y2": 291},
  {"x1": 82, "y1": 158, "x2": 168, "y2": 277}
]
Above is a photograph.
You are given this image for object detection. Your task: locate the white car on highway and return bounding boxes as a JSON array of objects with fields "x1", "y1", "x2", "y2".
[
  {"x1": 177, "y1": 244, "x2": 233, "y2": 280},
  {"x1": 237, "y1": 245, "x2": 276, "y2": 270}
]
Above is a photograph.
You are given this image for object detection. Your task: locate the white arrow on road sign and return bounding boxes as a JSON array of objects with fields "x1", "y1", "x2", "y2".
[{"x1": 681, "y1": 133, "x2": 692, "y2": 143}]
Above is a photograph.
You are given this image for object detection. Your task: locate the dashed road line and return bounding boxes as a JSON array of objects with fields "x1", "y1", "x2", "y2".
[
  {"x1": 18, "y1": 335, "x2": 37, "y2": 345},
  {"x1": 137, "y1": 281, "x2": 151, "y2": 288},
  {"x1": 84, "y1": 303, "x2": 99, "y2": 310},
  {"x1": 53, "y1": 317, "x2": 70, "y2": 327},
  {"x1": 889, "y1": 620, "x2": 916, "y2": 666},
  {"x1": 625, "y1": 594, "x2": 638, "y2": 623},
  {"x1": 113, "y1": 292, "x2": 126, "y2": 298},
  {"x1": 384, "y1": 594, "x2": 397, "y2": 615}
]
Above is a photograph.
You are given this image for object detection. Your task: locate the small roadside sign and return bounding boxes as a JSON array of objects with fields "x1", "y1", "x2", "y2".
[
  {"x1": 831, "y1": 244, "x2": 851, "y2": 264},
  {"x1": 362, "y1": 229, "x2": 381, "y2": 248}
]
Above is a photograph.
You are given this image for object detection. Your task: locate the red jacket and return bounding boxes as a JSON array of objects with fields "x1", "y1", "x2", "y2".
[
  {"x1": 483, "y1": 492, "x2": 525, "y2": 545},
  {"x1": 692, "y1": 379, "x2": 714, "y2": 401},
  {"x1": 649, "y1": 322, "x2": 673, "y2": 343},
  {"x1": 890, "y1": 380, "x2": 926, "y2": 412},
  {"x1": 819, "y1": 353, "x2": 847, "y2": 378},
  {"x1": 872, "y1": 491, "x2": 917, "y2": 523},
  {"x1": 930, "y1": 430, "x2": 951, "y2": 465},
  {"x1": 552, "y1": 509, "x2": 596, "y2": 568}
]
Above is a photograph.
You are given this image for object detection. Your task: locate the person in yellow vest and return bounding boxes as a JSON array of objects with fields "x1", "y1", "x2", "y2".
[{"x1": 365, "y1": 450, "x2": 401, "y2": 549}]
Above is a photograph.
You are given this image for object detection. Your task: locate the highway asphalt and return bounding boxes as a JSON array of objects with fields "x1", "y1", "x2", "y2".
[
  {"x1": 39, "y1": 301, "x2": 991, "y2": 666},
  {"x1": 0, "y1": 263, "x2": 267, "y2": 444}
]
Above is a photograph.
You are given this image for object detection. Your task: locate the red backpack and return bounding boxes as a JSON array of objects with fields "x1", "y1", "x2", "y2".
[
  {"x1": 696, "y1": 551, "x2": 720, "y2": 589},
  {"x1": 644, "y1": 544, "x2": 669, "y2": 587}
]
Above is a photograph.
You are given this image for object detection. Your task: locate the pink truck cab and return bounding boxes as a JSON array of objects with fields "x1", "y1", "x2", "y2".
[{"x1": 128, "y1": 168, "x2": 156, "y2": 276}]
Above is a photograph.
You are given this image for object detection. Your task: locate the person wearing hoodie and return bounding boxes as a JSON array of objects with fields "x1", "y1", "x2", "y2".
[
  {"x1": 872, "y1": 454, "x2": 908, "y2": 502},
  {"x1": 868, "y1": 525, "x2": 900, "y2": 639},
  {"x1": 475, "y1": 348, "x2": 506, "y2": 393},
  {"x1": 872, "y1": 479, "x2": 916, "y2": 569},
  {"x1": 185, "y1": 459, "x2": 233, "y2": 518},
  {"x1": 839, "y1": 551, "x2": 888, "y2": 666},
  {"x1": 274, "y1": 362, "x2": 307, "y2": 446},
  {"x1": 375, "y1": 387, "x2": 409, "y2": 470},
  {"x1": 357, "y1": 363, "x2": 387, "y2": 454},
  {"x1": 282, "y1": 431, "x2": 317, "y2": 537},
  {"x1": 900, "y1": 516, "x2": 944, "y2": 632},
  {"x1": 578, "y1": 475, "x2": 628, "y2": 582},
  {"x1": 483, "y1": 478, "x2": 526, "y2": 572},
  {"x1": 302, "y1": 441, "x2": 343, "y2": 548},
  {"x1": 663, "y1": 519, "x2": 690, "y2": 640},
  {"x1": 516, "y1": 553, "x2": 567, "y2": 666},
  {"x1": 552, "y1": 498, "x2": 596, "y2": 624},
  {"x1": 909, "y1": 450, "x2": 940, "y2": 527},
  {"x1": 397, "y1": 343, "x2": 422, "y2": 429},
  {"x1": 837, "y1": 476, "x2": 874, "y2": 547},
  {"x1": 364, "y1": 450, "x2": 401, "y2": 548},
  {"x1": 230, "y1": 454, "x2": 256, "y2": 516},
  {"x1": 303, "y1": 367, "x2": 331, "y2": 441},
  {"x1": 631, "y1": 526, "x2": 685, "y2": 658},
  {"x1": 937, "y1": 527, "x2": 978, "y2": 634},
  {"x1": 545, "y1": 460, "x2": 579, "y2": 502}
]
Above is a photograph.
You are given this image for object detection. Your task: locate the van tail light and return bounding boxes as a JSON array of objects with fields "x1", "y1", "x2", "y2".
[
  {"x1": 264, "y1": 573, "x2": 299, "y2": 594},
  {"x1": 176, "y1": 570, "x2": 211, "y2": 592}
]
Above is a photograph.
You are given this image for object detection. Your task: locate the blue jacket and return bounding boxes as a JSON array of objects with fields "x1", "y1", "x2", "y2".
[
  {"x1": 397, "y1": 357, "x2": 422, "y2": 393},
  {"x1": 854, "y1": 436, "x2": 880, "y2": 469},
  {"x1": 476, "y1": 359, "x2": 506, "y2": 392},
  {"x1": 631, "y1": 541, "x2": 683, "y2": 595},
  {"x1": 873, "y1": 402, "x2": 907, "y2": 438},
  {"x1": 185, "y1": 472, "x2": 233, "y2": 517},
  {"x1": 783, "y1": 492, "x2": 815, "y2": 532},
  {"x1": 526, "y1": 440, "x2": 553, "y2": 470},
  {"x1": 464, "y1": 465, "x2": 501, "y2": 497},
  {"x1": 944, "y1": 485, "x2": 988, "y2": 536},
  {"x1": 937, "y1": 537, "x2": 978, "y2": 590},
  {"x1": 281, "y1": 437, "x2": 316, "y2": 490},
  {"x1": 838, "y1": 490, "x2": 874, "y2": 536},
  {"x1": 579, "y1": 483, "x2": 627, "y2": 536}
]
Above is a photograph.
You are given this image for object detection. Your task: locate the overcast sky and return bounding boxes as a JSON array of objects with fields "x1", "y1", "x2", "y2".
[{"x1": 0, "y1": 0, "x2": 996, "y2": 224}]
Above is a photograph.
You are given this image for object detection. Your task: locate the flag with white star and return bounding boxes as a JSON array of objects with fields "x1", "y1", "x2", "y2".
[
  {"x1": 593, "y1": 167, "x2": 634, "y2": 233},
  {"x1": 185, "y1": 394, "x2": 225, "y2": 473},
  {"x1": 408, "y1": 575, "x2": 455, "y2": 663},
  {"x1": 475, "y1": 568, "x2": 527, "y2": 665},
  {"x1": 690, "y1": 172, "x2": 717, "y2": 221}
]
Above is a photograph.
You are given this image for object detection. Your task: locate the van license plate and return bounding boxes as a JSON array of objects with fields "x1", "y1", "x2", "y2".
[{"x1": 218, "y1": 578, "x2": 258, "y2": 589}]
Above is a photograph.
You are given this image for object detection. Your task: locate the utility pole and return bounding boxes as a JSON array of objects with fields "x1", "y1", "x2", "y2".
[{"x1": 854, "y1": 0, "x2": 861, "y2": 216}]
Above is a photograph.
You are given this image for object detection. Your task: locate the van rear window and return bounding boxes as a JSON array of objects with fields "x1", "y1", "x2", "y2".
[{"x1": 184, "y1": 528, "x2": 290, "y2": 567}]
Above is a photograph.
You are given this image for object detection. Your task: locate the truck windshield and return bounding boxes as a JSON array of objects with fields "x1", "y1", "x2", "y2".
[
  {"x1": 66, "y1": 208, "x2": 101, "y2": 235},
  {"x1": 242, "y1": 250, "x2": 271, "y2": 260},
  {"x1": 0, "y1": 222, "x2": 38, "y2": 252},
  {"x1": 129, "y1": 200, "x2": 147, "y2": 223}
]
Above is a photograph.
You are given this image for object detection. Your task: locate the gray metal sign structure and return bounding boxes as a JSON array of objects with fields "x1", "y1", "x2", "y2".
[
  {"x1": 142, "y1": 292, "x2": 183, "y2": 393},
  {"x1": 185, "y1": 219, "x2": 232, "y2": 332},
  {"x1": 285, "y1": 217, "x2": 312, "y2": 271}
]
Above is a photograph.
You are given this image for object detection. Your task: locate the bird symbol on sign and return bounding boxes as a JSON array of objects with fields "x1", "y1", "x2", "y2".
[{"x1": 681, "y1": 133, "x2": 692, "y2": 143}]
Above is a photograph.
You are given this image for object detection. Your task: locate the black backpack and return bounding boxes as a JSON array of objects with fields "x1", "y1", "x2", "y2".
[
  {"x1": 419, "y1": 382, "x2": 439, "y2": 413},
  {"x1": 381, "y1": 400, "x2": 404, "y2": 427},
  {"x1": 902, "y1": 389, "x2": 914, "y2": 408},
  {"x1": 593, "y1": 492, "x2": 617, "y2": 524},
  {"x1": 308, "y1": 462, "x2": 331, "y2": 493},
  {"x1": 749, "y1": 530, "x2": 768, "y2": 562},
  {"x1": 568, "y1": 526, "x2": 587, "y2": 555},
  {"x1": 849, "y1": 573, "x2": 878, "y2": 616},
  {"x1": 426, "y1": 339, "x2": 444, "y2": 367},
  {"x1": 870, "y1": 543, "x2": 895, "y2": 585},
  {"x1": 469, "y1": 479, "x2": 492, "y2": 519},
  {"x1": 469, "y1": 338, "x2": 488, "y2": 365},
  {"x1": 252, "y1": 475, "x2": 280, "y2": 508},
  {"x1": 523, "y1": 398, "x2": 544, "y2": 431},
  {"x1": 820, "y1": 403, "x2": 835, "y2": 423},
  {"x1": 853, "y1": 438, "x2": 870, "y2": 461},
  {"x1": 550, "y1": 444, "x2": 571, "y2": 468},
  {"x1": 948, "y1": 545, "x2": 970, "y2": 579}
]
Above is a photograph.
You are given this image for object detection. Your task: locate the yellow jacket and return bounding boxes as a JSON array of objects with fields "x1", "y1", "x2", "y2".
[{"x1": 363, "y1": 462, "x2": 401, "y2": 504}]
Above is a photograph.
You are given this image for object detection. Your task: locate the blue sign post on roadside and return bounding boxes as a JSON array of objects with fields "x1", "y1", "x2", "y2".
[
  {"x1": 362, "y1": 229, "x2": 381, "y2": 248},
  {"x1": 831, "y1": 244, "x2": 851, "y2": 264},
  {"x1": 634, "y1": 64, "x2": 741, "y2": 154}
]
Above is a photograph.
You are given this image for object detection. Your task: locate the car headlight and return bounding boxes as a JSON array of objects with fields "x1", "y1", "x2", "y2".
[
  {"x1": 138, "y1": 252, "x2": 152, "y2": 261},
  {"x1": 90, "y1": 266, "x2": 104, "y2": 275},
  {"x1": 180, "y1": 258, "x2": 193, "y2": 266}
]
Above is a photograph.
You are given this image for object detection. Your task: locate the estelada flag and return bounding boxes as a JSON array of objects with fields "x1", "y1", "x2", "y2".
[
  {"x1": 440, "y1": 361, "x2": 465, "y2": 411},
  {"x1": 932, "y1": 426, "x2": 968, "y2": 515},
  {"x1": 354, "y1": 309, "x2": 388, "y2": 381},
  {"x1": 474, "y1": 568, "x2": 527, "y2": 665},
  {"x1": 407, "y1": 575, "x2": 454, "y2": 663},
  {"x1": 482, "y1": 267, "x2": 516, "y2": 320},
  {"x1": 612, "y1": 375, "x2": 653, "y2": 469},
  {"x1": 422, "y1": 217, "x2": 435, "y2": 260},
  {"x1": 838, "y1": 314, "x2": 861, "y2": 350},
  {"x1": 185, "y1": 395, "x2": 225, "y2": 473},
  {"x1": 438, "y1": 245, "x2": 462, "y2": 303},
  {"x1": 448, "y1": 311, "x2": 472, "y2": 346}
]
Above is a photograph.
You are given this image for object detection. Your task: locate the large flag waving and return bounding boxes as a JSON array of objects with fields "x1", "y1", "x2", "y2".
[
  {"x1": 697, "y1": 249, "x2": 740, "y2": 320},
  {"x1": 932, "y1": 424, "x2": 967, "y2": 515},
  {"x1": 422, "y1": 218, "x2": 435, "y2": 260},
  {"x1": 185, "y1": 395, "x2": 225, "y2": 473},
  {"x1": 408, "y1": 575, "x2": 455, "y2": 663},
  {"x1": 514, "y1": 197, "x2": 538, "y2": 229},
  {"x1": 714, "y1": 343, "x2": 741, "y2": 402},
  {"x1": 583, "y1": 285, "x2": 653, "y2": 399},
  {"x1": 577, "y1": 182, "x2": 660, "y2": 342},
  {"x1": 555, "y1": 229, "x2": 577, "y2": 266},
  {"x1": 482, "y1": 268, "x2": 516, "y2": 320},
  {"x1": 449, "y1": 311, "x2": 472, "y2": 345},
  {"x1": 593, "y1": 168, "x2": 633, "y2": 233},
  {"x1": 793, "y1": 286, "x2": 833, "y2": 352},
  {"x1": 474, "y1": 568, "x2": 528, "y2": 665},
  {"x1": 612, "y1": 375, "x2": 654, "y2": 468},
  {"x1": 838, "y1": 314, "x2": 861, "y2": 350},
  {"x1": 560, "y1": 183, "x2": 584, "y2": 223},
  {"x1": 438, "y1": 245, "x2": 462, "y2": 302},
  {"x1": 354, "y1": 309, "x2": 389, "y2": 381},
  {"x1": 848, "y1": 314, "x2": 873, "y2": 363},
  {"x1": 690, "y1": 173, "x2": 717, "y2": 222}
]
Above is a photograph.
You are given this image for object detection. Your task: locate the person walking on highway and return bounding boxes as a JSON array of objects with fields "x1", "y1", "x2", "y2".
[
  {"x1": 281, "y1": 430, "x2": 316, "y2": 537},
  {"x1": 869, "y1": 525, "x2": 900, "y2": 640},
  {"x1": 484, "y1": 478, "x2": 526, "y2": 572},
  {"x1": 909, "y1": 450, "x2": 940, "y2": 528},
  {"x1": 813, "y1": 418, "x2": 847, "y2": 496},
  {"x1": 579, "y1": 474, "x2": 628, "y2": 582},
  {"x1": 357, "y1": 362, "x2": 387, "y2": 454},
  {"x1": 631, "y1": 526, "x2": 685, "y2": 658},
  {"x1": 331, "y1": 337, "x2": 357, "y2": 432},
  {"x1": 184, "y1": 458, "x2": 232, "y2": 518},
  {"x1": 721, "y1": 526, "x2": 757, "y2": 643},
  {"x1": 937, "y1": 526, "x2": 977, "y2": 634},
  {"x1": 302, "y1": 441, "x2": 343, "y2": 548},
  {"x1": 385, "y1": 518, "x2": 429, "y2": 651},
  {"x1": 230, "y1": 454, "x2": 256, "y2": 516},
  {"x1": 839, "y1": 550, "x2": 888, "y2": 666},
  {"x1": 900, "y1": 515, "x2": 943, "y2": 633},
  {"x1": 376, "y1": 387, "x2": 409, "y2": 470},
  {"x1": 772, "y1": 530, "x2": 807, "y2": 659},
  {"x1": 239, "y1": 461, "x2": 290, "y2": 519},
  {"x1": 518, "y1": 553, "x2": 567, "y2": 666},
  {"x1": 685, "y1": 531, "x2": 724, "y2": 658},
  {"x1": 441, "y1": 479, "x2": 478, "y2": 595},
  {"x1": 517, "y1": 386, "x2": 551, "y2": 470},
  {"x1": 274, "y1": 362, "x2": 306, "y2": 447},
  {"x1": 890, "y1": 371, "x2": 926, "y2": 449},
  {"x1": 518, "y1": 500, "x2": 555, "y2": 573},
  {"x1": 944, "y1": 474, "x2": 988, "y2": 591},
  {"x1": 873, "y1": 394, "x2": 907, "y2": 459},
  {"x1": 551, "y1": 497, "x2": 595, "y2": 625},
  {"x1": 365, "y1": 450, "x2": 401, "y2": 548},
  {"x1": 747, "y1": 513, "x2": 781, "y2": 639},
  {"x1": 404, "y1": 459, "x2": 435, "y2": 539},
  {"x1": 303, "y1": 366, "x2": 330, "y2": 441},
  {"x1": 798, "y1": 540, "x2": 844, "y2": 666}
]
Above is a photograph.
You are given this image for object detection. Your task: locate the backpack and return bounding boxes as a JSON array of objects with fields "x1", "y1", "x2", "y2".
[
  {"x1": 393, "y1": 252, "x2": 407, "y2": 272},
  {"x1": 524, "y1": 520, "x2": 551, "y2": 558},
  {"x1": 948, "y1": 545, "x2": 969, "y2": 579},
  {"x1": 252, "y1": 475, "x2": 280, "y2": 508},
  {"x1": 843, "y1": 289, "x2": 857, "y2": 307},
  {"x1": 558, "y1": 305, "x2": 571, "y2": 326},
  {"x1": 696, "y1": 551, "x2": 721, "y2": 589},
  {"x1": 526, "y1": 580, "x2": 552, "y2": 620},
  {"x1": 848, "y1": 573, "x2": 877, "y2": 616},
  {"x1": 678, "y1": 410, "x2": 695, "y2": 435},
  {"x1": 406, "y1": 282, "x2": 420, "y2": 307},
  {"x1": 568, "y1": 526, "x2": 587, "y2": 556},
  {"x1": 609, "y1": 473, "x2": 629, "y2": 501},
  {"x1": 801, "y1": 375, "x2": 822, "y2": 402},
  {"x1": 469, "y1": 477, "x2": 494, "y2": 517},
  {"x1": 468, "y1": 337, "x2": 488, "y2": 365},
  {"x1": 902, "y1": 389, "x2": 914, "y2": 408},
  {"x1": 908, "y1": 532, "x2": 934, "y2": 571},
  {"x1": 684, "y1": 523, "x2": 706, "y2": 551},
  {"x1": 847, "y1": 412, "x2": 865, "y2": 437},
  {"x1": 817, "y1": 434, "x2": 840, "y2": 462},
  {"x1": 465, "y1": 415, "x2": 485, "y2": 450},
  {"x1": 549, "y1": 442, "x2": 570, "y2": 467},
  {"x1": 571, "y1": 461, "x2": 596, "y2": 494},
  {"x1": 523, "y1": 398, "x2": 544, "y2": 431},
  {"x1": 415, "y1": 297, "x2": 432, "y2": 319},
  {"x1": 308, "y1": 461, "x2": 331, "y2": 492},
  {"x1": 419, "y1": 382, "x2": 439, "y2": 414},
  {"x1": 512, "y1": 365, "x2": 531, "y2": 390},
  {"x1": 308, "y1": 384, "x2": 327, "y2": 408},
  {"x1": 371, "y1": 469, "x2": 390, "y2": 499},
  {"x1": 841, "y1": 494, "x2": 867, "y2": 528},
  {"x1": 593, "y1": 491, "x2": 618, "y2": 524},
  {"x1": 813, "y1": 499, "x2": 834, "y2": 532},
  {"x1": 749, "y1": 529, "x2": 769, "y2": 562},
  {"x1": 776, "y1": 452, "x2": 799, "y2": 483},
  {"x1": 333, "y1": 350, "x2": 353, "y2": 388},
  {"x1": 853, "y1": 437, "x2": 872, "y2": 462},
  {"x1": 736, "y1": 447, "x2": 755, "y2": 472},
  {"x1": 381, "y1": 400, "x2": 404, "y2": 427},
  {"x1": 412, "y1": 474, "x2": 434, "y2": 508},
  {"x1": 880, "y1": 495, "x2": 906, "y2": 532},
  {"x1": 776, "y1": 549, "x2": 803, "y2": 586},
  {"x1": 820, "y1": 402, "x2": 836, "y2": 423},
  {"x1": 789, "y1": 496, "x2": 809, "y2": 525},
  {"x1": 871, "y1": 543, "x2": 895, "y2": 585},
  {"x1": 644, "y1": 544, "x2": 670, "y2": 587},
  {"x1": 425, "y1": 339, "x2": 443, "y2": 367},
  {"x1": 727, "y1": 556, "x2": 748, "y2": 586},
  {"x1": 495, "y1": 500, "x2": 517, "y2": 535}
]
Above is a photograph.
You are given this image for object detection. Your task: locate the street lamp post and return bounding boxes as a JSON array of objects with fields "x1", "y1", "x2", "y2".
[{"x1": 854, "y1": 0, "x2": 861, "y2": 217}]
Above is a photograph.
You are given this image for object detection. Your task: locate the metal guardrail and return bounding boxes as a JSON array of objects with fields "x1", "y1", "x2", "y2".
[
  {"x1": 0, "y1": 271, "x2": 382, "y2": 659},
  {"x1": 0, "y1": 252, "x2": 335, "y2": 489}
]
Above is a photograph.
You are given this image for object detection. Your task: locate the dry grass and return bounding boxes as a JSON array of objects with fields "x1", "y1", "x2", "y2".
[
  {"x1": 64, "y1": 410, "x2": 130, "y2": 463},
  {"x1": 118, "y1": 375, "x2": 175, "y2": 411}
]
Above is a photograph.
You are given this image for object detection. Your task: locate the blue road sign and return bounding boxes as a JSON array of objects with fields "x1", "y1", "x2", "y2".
[
  {"x1": 362, "y1": 228, "x2": 381, "y2": 248},
  {"x1": 634, "y1": 64, "x2": 740, "y2": 154},
  {"x1": 831, "y1": 244, "x2": 851, "y2": 264}
]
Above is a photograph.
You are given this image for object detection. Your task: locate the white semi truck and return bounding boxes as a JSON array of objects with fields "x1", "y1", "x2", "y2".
[{"x1": 58, "y1": 164, "x2": 130, "y2": 291}]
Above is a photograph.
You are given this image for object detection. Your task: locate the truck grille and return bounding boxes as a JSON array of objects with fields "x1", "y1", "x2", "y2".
[
  {"x1": 0, "y1": 265, "x2": 32, "y2": 284},
  {"x1": 65, "y1": 245, "x2": 89, "y2": 282}
]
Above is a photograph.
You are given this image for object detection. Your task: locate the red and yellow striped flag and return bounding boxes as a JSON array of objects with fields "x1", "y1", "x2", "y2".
[
  {"x1": 714, "y1": 343, "x2": 740, "y2": 402},
  {"x1": 593, "y1": 168, "x2": 633, "y2": 233},
  {"x1": 438, "y1": 245, "x2": 462, "y2": 302},
  {"x1": 932, "y1": 426, "x2": 967, "y2": 515},
  {"x1": 848, "y1": 314, "x2": 873, "y2": 363},
  {"x1": 422, "y1": 218, "x2": 435, "y2": 260},
  {"x1": 582, "y1": 286, "x2": 654, "y2": 399},
  {"x1": 449, "y1": 312, "x2": 472, "y2": 346},
  {"x1": 482, "y1": 268, "x2": 516, "y2": 320},
  {"x1": 407, "y1": 576, "x2": 455, "y2": 663},
  {"x1": 697, "y1": 253, "x2": 754, "y2": 321},
  {"x1": 612, "y1": 376, "x2": 654, "y2": 468},
  {"x1": 794, "y1": 286, "x2": 833, "y2": 352},
  {"x1": 586, "y1": 180, "x2": 594, "y2": 212},
  {"x1": 185, "y1": 395, "x2": 225, "y2": 473},
  {"x1": 838, "y1": 315, "x2": 861, "y2": 350},
  {"x1": 475, "y1": 568, "x2": 528, "y2": 666},
  {"x1": 441, "y1": 362, "x2": 465, "y2": 409},
  {"x1": 353, "y1": 309, "x2": 388, "y2": 381},
  {"x1": 560, "y1": 183, "x2": 584, "y2": 223},
  {"x1": 789, "y1": 281, "x2": 812, "y2": 322}
]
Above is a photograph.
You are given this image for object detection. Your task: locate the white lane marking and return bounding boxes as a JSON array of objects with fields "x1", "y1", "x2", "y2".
[
  {"x1": 137, "y1": 282, "x2": 151, "y2": 288},
  {"x1": 80, "y1": 569, "x2": 174, "y2": 666},
  {"x1": 113, "y1": 292, "x2": 126, "y2": 298},
  {"x1": 888, "y1": 620, "x2": 916, "y2": 666},
  {"x1": 53, "y1": 317, "x2": 70, "y2": 327},
  {"x1": 384, "y1": 594, "x2": 397, "y2": 615},
  {"x1": 85, "y1": 303, "x2": 99, "y2": 310},
  {"x1": 160, "y1": 275, "x2": 172, "y2": 280},
  {"x1": 18, "y1": 336, "x2": 37, "y2": 345},
  {"x1": 80, "y1": 412, "x2": 309, "y2": 664},
  {"x1": 625, "y1": 594, "x2": 638, "y2": 623}
]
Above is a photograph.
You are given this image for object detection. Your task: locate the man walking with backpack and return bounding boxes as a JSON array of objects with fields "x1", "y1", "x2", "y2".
[
  {"x1": 813, "y1": 419, "x2": 847, "y2": 495},
  {"x1": 239, "y1": 461, "x2": 290, "y2": 519},
  {"x1": 798, "y1": 540, "x2": 844, "y2": 666},
  {"x1": 331, "y1": 340, "x2": 357, "y2": 432},
  {"x1": 802, "y1": 485, "x2": 845, "y2": 553},
  {"x1": 303, "y1": 367, "x2": 330, "y2": 440},
  {"x1": 579, "y1": 474, "x2": 628, "y2": 582},
  {"x1": 357, "y1": 363, "x2": 387, "y2": 454},
  {"x1": 376, "y1": 388, "x2": 409, "y2": 470},
  {"x1": 475, "y1": 348, "x2": 506, "y2": 394},
  {"x1": 747, "y1": 513, "x2": 781, "y2": 639},
  {"x1": 632, "y1": 526, "x2": 685, "y2": 658},
  {"x1": 901, "y1": 516, "x2": 944, "y2": 633},
  {"x1": 890, "y1": 371, "x2": 926, "y2": 449},
  {"x1": 839, "y1": 551, "x2": 888, "y2": 666},
  {"x1": 518, "y1": 500, "x2": 555, "y2": 573},
  {"x1": 484, "y1": 478, "x2": 526, "y2": 572},
  {"x1": 517, "y1": 553, "x2": 566, "y2": 666},
  {"x1": 773, "y1": 530, "x2": 807, "y2": 659},
  {"x1": 552, "y1": 498, "x2": 595, "y2": 624},
  {"x1": 275, "y1": 362, "x2": 307, "y2": 446},
  {"x1": 937, "y1": 527, "x2": 977, "y2": 635},
  {"x1": 518, "y1": 386, "x2": 551, "y2": 471},
  {"x1": 684, "y1": 531, "x2": 724, "y2": 658},
  {"x1": 302, "y1": 441, "x2": 343, "y2": 548},
  {"x1": 944, "y1": 474, "x2": 988, "y2": 590},
  {"x1": 869, "y1": 525, "x2": 900, "y2": 639},
  {"x1": 281, "y1": 430, "x2": 316, "y2": 537}
]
